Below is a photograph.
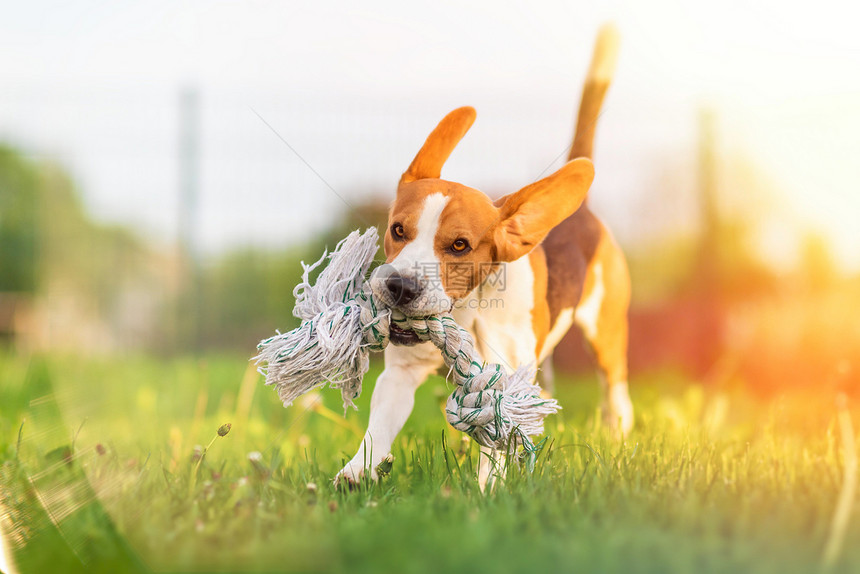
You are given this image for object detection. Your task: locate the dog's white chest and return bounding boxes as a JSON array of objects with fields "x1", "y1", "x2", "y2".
[{"x1": 452, "y1": 256, "x2": 538, "y2": 370}]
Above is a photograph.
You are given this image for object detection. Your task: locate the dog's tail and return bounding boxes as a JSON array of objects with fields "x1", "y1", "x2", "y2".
[{"x1": 569, "y1": 23, "x2": 619, "y2": 161}]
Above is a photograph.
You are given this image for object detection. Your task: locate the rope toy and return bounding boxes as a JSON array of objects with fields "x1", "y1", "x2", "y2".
[{"x1": 253, "y1": 228, "x2": 560, "y2": 457}]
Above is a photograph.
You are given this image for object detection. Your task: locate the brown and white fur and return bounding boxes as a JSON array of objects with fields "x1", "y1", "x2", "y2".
[{"x1": 337, "y1": 26, "x2": 632, "y2": 489}]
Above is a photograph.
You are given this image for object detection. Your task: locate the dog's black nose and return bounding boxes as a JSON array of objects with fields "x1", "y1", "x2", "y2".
[{"x1": 385, "y1": 274, "x2": 421, "y2": 305}]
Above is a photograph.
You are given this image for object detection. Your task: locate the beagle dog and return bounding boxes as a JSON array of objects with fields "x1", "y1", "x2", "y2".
[{"x1": 337, "y1": 26, "x2": 632, "y2": 489}]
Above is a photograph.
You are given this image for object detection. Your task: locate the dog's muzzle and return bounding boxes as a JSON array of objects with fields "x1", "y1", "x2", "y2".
[
  {"x1": 380, "y1": 273, "x2": 421, "y2": 345},
  {"x1": 369, "y1": 264, "x2": 453, "y2": 345}
]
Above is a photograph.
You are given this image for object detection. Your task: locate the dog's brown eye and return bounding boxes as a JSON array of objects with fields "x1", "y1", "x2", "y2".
[
  {"x1": 391, "y1": 223, "x2": 405, "y2": 239},
  {"x1": 451, "y1": 238, "x2": 469, "y2": 252}
]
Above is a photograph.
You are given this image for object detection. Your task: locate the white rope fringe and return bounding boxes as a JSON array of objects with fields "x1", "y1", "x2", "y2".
[{"x1": 253, "y1": 228, "x2": 561, "y2": 456}]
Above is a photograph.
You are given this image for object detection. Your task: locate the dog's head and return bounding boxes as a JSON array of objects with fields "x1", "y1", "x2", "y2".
[{"x1": 371, "y1": 107, "x2": 594, "y2": 343}]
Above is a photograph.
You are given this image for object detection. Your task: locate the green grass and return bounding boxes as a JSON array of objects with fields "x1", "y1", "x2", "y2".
[{"x1": 1, "y1": 351, "x2": 858, "y2": 573}]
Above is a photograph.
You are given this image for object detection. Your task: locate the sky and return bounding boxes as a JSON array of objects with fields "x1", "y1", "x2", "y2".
[{"x1": 1, "y1": 0, "x2": 859, "y2": 268}]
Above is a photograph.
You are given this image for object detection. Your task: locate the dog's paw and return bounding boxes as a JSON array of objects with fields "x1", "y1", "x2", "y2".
[
  {"x1": 602, "y1": 382, "x2": 634, "y2": 438},
  {"x1": 334, "y1": 460, "x2": 378, "y2": 489},
  {"x1": 334, "y1": 454, "x2": 394, "y2": 489},
  {"x1": 334, "y1": 462, "x2": 376, "y2": 489}
]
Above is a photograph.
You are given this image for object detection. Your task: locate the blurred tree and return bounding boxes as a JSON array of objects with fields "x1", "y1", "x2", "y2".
[
  {"x1": 0, "y1": 143, "x2": 157, "y2": 350},
  {"x1": 0, "y1": 146, "x2": 40, "y2": 292},
  {"x1": 199, "y1": 245, "x2": 310, "y2": 350},
  {"x1": 798, "y1": 232, "x2": 836, "y2": 293},
  {"x1": 37, "y1": 164, "x2": 147, "y2": 312},
  {"x1": 690, "y1": 110, "x2": 777, "y2": 300}
]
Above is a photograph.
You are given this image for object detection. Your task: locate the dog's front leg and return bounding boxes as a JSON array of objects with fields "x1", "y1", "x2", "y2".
[{"x1": 336, "y1": 342, "x2": 441, "y2": 485}]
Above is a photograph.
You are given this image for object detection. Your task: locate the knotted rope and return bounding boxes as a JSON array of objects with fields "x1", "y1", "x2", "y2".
[{"x1": 253, "y1": 228, "x2": 560, "y2": 456}]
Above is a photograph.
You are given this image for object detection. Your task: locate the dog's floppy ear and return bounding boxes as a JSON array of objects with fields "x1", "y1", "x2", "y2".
[
  {"x1": 493, "y1": 157, "x2": 595, "y2": 262},
  {"x1": 400, "y1": 107, "x2": 476, "y2": 185}
]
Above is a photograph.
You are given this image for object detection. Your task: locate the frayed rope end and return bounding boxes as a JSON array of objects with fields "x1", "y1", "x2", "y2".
[{"x1": 253, "y1": 228, "x2": 381, "y2": 411}]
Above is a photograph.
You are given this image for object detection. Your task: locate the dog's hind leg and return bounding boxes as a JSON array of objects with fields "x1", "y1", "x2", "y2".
[{"x1": 576, "y1": 232, "x2": 633, "y2": 437}]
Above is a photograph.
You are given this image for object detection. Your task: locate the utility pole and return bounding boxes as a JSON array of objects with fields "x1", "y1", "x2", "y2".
[
  {"x1": 178, "y1": 86, "x2": 201, "y2": 352},
  {"x1": 696, "y1": 107, "x2": 720, "y2": 289},
  {"x1": 693, "y1": 106, "x2": 727, "y2": 377}
]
